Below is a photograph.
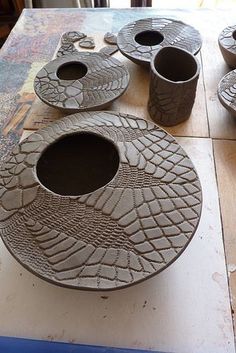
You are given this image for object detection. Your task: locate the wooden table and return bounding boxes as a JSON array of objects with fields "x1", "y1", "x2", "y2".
[{"x1": 1, "y1": 7, "x2": 236, "y2": 353}]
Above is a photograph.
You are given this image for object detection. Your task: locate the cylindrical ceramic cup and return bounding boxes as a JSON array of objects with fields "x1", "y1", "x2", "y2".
[{"x1": 148, "y1": 46, "x2": 200, "y2": 126}]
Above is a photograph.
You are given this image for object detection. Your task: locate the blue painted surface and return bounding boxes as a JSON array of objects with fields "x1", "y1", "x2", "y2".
[{"x1": 0, "y1": 336, "x2": 166, "y2": 353}]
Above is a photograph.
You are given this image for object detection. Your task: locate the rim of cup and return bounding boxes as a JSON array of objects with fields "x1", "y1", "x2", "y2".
[{"x1": 150, "y1": 46, "x2": 200, "y2": 84}]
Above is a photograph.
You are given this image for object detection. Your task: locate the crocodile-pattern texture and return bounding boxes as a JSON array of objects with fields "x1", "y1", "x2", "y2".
[
  {"x1": 218, "y1": 25, "x2": 236, "y2": 68},
  {"x1": 57, "y1": 31, "x2": 87, "y2": 58},
  {"x1": 0, "y1": 112, "x2": 202, "y2": 290},
  {"x1": 218, "y1": 69, "x2": 236, "y2": 117},
  {"x1": 117, "y1": 18, "x2": 202, "y2": 66},
  {"x1": 148, "y1": 50, "x2": 199, "y2": 126},
  {"x1": 79, "y1": 37, "x2": 95, "y2": 49},
  {"x1": 104, "y1": 32, "x2": 117, "y2": 45},
  {"x1": 57, "y1": 43, "x2": 78, "y2": 58},
  {"x1": 34, "y1": 52, "x2": 129, "y2": 112}
]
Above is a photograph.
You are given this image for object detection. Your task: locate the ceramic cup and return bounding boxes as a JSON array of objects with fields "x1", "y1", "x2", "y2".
[{"x1": 148, "y1": 46, "x2": 200, "y2": 126}]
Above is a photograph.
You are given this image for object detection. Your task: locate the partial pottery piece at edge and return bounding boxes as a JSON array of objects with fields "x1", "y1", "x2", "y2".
[{"x1": 218, "y1": 69, "x2": 236, "y2": 117}]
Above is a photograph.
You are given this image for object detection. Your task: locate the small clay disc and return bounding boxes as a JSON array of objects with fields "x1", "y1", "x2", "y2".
[
  {"x1": 79, "y1": 37, "x2": 95, "y2": 49},
  {"x1": 104, "y1": 32, "x2": 117, "y2": 45},
  {"x1": 61, "y1": 31, "x2": 86, "y2": 44}
]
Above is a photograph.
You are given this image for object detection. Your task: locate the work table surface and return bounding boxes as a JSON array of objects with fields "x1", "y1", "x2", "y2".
[{"x1": 0, "y1": 7, "x2": 236, "y2": 353}]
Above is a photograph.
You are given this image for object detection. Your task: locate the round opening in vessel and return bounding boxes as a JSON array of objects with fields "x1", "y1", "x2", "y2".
[
  {"x1": 135, "y1": 30, "x2": 164, "y2": 46},
  {"x1": 56, "y1": 62, "x2": 88, "y2": 80},
  {"x1": 154, "y1": 47, "x2": 197, "y2": 82},
  {"x1": 36, "y1": 133, "x2": 120, "y2": 196},
  {"x1": 233, "y1": 30, "x2": 236, "y2": 40}
]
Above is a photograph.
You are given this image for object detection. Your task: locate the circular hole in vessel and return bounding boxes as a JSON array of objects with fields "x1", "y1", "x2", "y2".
[
  {"x1": 154, "y1": 47, "x2": 198, "y2": 82},
  {"x1": 36, "y1": 132, "x2": 120, "y2": 196},
  {"x1": 135, "y1": 30, "x2": 164, "y2": 46},
  {"x1": 57, "y1": 62, "x2": 88, "y2": 80}
]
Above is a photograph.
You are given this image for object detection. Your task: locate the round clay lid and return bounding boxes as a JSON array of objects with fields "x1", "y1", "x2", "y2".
[
  {"x1": 117, "y1": 17, "x2": 202, "y2": 66},
  {"x1": 218, "y1": 69, "x2": 236, "y2": 117},
  {"x1": 0, "y1": 112, "x2": 202, "y2": 290},
  {"x1": 34, "y1": 52, "x2": 129, "y2": 112}
]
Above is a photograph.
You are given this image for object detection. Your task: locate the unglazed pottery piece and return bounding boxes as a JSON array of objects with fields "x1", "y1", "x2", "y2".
[
  {"x1": 104, "y1": 32, "x2": 117, "y2": 45},
  {"x1": 56, "y1": 43, "x2": 78, "y2": 58},
  {"x1": 61, "y1": 31, "x2": 86, "y2": 44},
  {"x1": 218, "y1": 25, "x2": 236, "y2": 68},
  {"x1": 79, "y1": 37, "x2": 95, "y2": 49},
  {"x1": 148, "y1": 46, "x2": 200, "y2": 126},
  {"x1": 0, "y1": 111, "x2": 202, "y2": 290},
  {"x1": 34, "y1": 52, "x2": 129, "y2": 112},
  {"x1": 218, "y1": 69, "x2": 236, "y2": 117},
  {"x1": 117, "y1": 17, "x2": 202, "y2": 66},
  {"x1": 99, "y1": 45, "x2": 119, "y2": 56}
]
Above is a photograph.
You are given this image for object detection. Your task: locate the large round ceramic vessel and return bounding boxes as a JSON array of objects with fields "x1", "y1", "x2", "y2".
[
  {"x1": 0, "y1": 112, "x2": 202, "y2": 290},
  {"x1": 117, "y1": 17, "x2": 202, "y2": 66},
  {"x1": 218, "y1": 69, "x2": 236, "y2": 117},
  {"x1": 218, "y1": 25, "x2": 236, "y2": 68},
  {"x1": 34, "y1": 52, "x2": 129, "y2": 112}
]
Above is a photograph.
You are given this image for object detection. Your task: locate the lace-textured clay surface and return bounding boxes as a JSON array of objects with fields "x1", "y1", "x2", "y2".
[
  {"x1": 57, "y1": 31, "x2": 87, "y2": 58},
  {"x1": 0, "y1": 112, "x2": 202, "y2": 290},
  {"x1": 218, "y1": 69, "x2": 236, "y2": 117},
  {"x1": 34, "y1": 52, "x2": 129, "y2": 112},
  {"x1": 117, "y1": 17, "x2": 202, "y2": 66},
  {"x1": 218, "y1": 25, "x2": 236, "y2": 68}
]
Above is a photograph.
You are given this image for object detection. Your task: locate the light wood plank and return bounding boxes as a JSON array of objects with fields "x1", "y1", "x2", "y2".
[{"x1": 214, "y1": 139, "x2": 236, "y2": 329}]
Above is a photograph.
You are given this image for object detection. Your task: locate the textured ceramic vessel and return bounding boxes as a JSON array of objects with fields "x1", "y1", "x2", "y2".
[
  {"x1": 34, "y1": 52, "x2": 129, "y2": 112},
  {"x1": 218, "y1": 69, "x2": 236, "y2": 117},
  {"x1": 218, "y1": 25, "x2": 236, "y2": 68},
  {"x1": 148, "y1": 46, "x2": 200, "y2": 126},
  {"x1": 117, "y1": 17, "x2": 202, "y2": 66},
  {"x1": 0, "y1": 112, "x2": 202, "y2": 290}
]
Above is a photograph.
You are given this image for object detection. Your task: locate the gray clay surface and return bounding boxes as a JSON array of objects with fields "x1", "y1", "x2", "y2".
[
  {"x1": 57, "y1": 43, "x2": 78, "y2": 57},
  {"x1": 99, "y1": 45, "x2": 119, "y2": 56},
  {"x1": 79, "y1": 37, "x2": 95, "y2": 49},
  {"x1": 117, "y1": 17, "x2": 202, "y2": 66},
  {"x1": 0, "y1": 111, "x2": 202, "y2": 290},
  {"x1": 61, "y1": 31, "x2": 86, "y2": 44},
  {"x1": 218, "y1": 69, "x2": 236, "y2": 117},
  {"x1": 104, "y1": 32, "x2": 117, "y2": 45},
  {"x1": 148, "y1": 46, "x2": 199, "y2": 126},
  {"x1": 34, "y1": 52, "x2": 129, "y2": 112},
  {"x1": 218, "y1": 25, "x2": 236, "y2": 68}
]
